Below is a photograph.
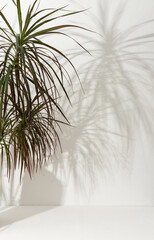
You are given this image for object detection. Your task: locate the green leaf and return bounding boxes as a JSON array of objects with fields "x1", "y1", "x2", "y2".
[
  {"x1": 0, "y1": 11, "x2": 16, "y2": 37},
  {"x1": 17, "y1": 0, "x2": 23, "y2": 37},
  {"x1": 26, "y1": 9, "x2": 86, "y2": 37},
  {"x1": 22, "y1": 0, "x2": 38, "y2": 37},
  {"x1": 12, "y1": 0, "x2": 17, "y2": 6},
  {"x1": 24, "y1": 24, "x2": 89, "y2": 41}
]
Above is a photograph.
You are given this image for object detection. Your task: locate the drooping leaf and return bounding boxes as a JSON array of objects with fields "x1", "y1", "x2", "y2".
[{"x1": 0, "y1": 0, "x2": 90, "y2": 178}]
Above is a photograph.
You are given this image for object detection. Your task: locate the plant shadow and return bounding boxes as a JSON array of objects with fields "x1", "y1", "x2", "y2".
[
  {"x1": 1, "y1": 0, "x2": 154, "y2": 220},
  {"x1": 51, "y1": 0, "x2": 154, "y2": 192}
]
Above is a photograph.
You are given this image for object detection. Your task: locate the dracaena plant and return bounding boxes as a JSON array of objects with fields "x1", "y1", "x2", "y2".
[{"x1": 0, "y1": 0, "x2": 88, "y2": 179}]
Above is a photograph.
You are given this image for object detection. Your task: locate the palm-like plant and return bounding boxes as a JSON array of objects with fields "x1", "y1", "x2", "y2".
[{"x1": 0, "y1": 0, "x2": 88, "y2": 178}]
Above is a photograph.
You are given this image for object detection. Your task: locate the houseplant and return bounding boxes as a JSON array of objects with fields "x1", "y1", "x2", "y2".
[{"x1": 0, "y1": 0, "x2": 89, "y2": 179}]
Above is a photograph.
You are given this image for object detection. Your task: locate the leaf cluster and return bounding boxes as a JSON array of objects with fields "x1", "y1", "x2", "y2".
[{"x1": 0, "y1": 0, "x2": 87, "y2": 178}]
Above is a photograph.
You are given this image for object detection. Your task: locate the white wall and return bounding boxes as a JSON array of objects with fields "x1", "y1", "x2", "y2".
[{"x1": 1, "y1": 0, "x2": 154, "y2": 206}]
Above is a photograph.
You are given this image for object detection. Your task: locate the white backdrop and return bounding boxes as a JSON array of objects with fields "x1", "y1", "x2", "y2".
[{"x1": 1, "y1": 0, "x2": 154, "y2": 206}]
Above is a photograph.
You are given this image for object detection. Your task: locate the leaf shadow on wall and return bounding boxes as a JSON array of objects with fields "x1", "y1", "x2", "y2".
[
  {"x1": 51, "y1": 0, "x2": 154, "y2": 193},
  {"x1": 1, "y1": 0, "x2": 154, "y2": 216}
]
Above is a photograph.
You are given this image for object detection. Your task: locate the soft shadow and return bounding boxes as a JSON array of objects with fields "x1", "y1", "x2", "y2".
[
  {"x1": 51, "y1": 0, "x2": 154, "y2": 192},
  {"x1": 0, "y1": 167, "x2": 63, "y2": 228},
  {"x1": 1, "y1": 0, "x2": 154, "y2": 204},
  {"x1": 20, "y1": 168, "x2": 63, "y2": 205},
  {"x1": 0, "y1": 206, "x2": 56, "y2": 229},
  {"x1": 0, "y1": 167, "x2": 7, "y2": 206}
]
